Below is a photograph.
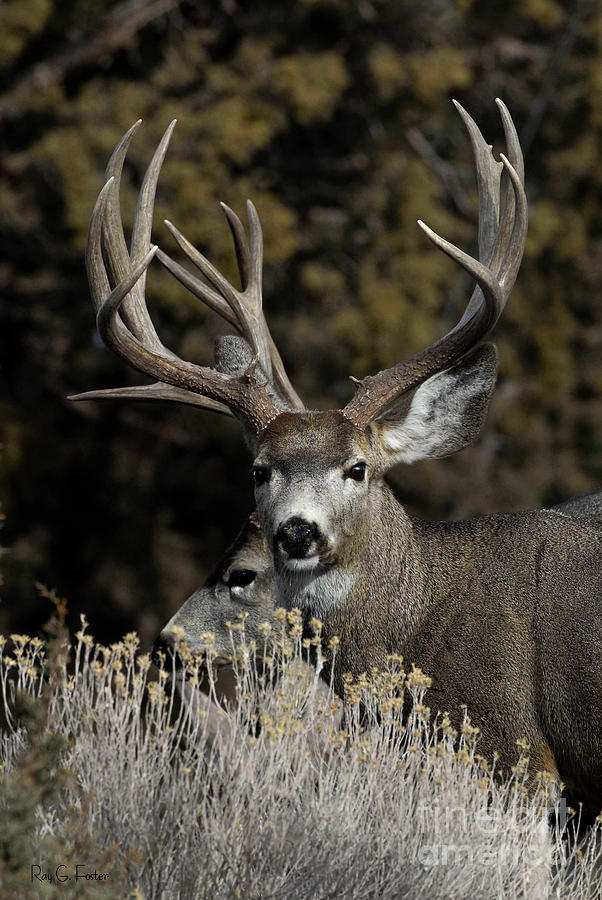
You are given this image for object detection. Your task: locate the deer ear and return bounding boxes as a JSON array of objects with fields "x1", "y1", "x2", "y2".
[{"x1": 373, "y1": 343, "x2": 498, "y2": 466}]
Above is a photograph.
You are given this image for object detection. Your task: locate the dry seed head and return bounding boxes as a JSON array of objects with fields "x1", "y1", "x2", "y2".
[
  {"x1": 177, "y1": 643, "x2": 193, "y2": 664},
  {"x1": 407, "y1": 665, "x2": 432, "y2": 689},
  {"x1": 122, "y1": 632, "x2": 140, "y2": 657},
  {"x1": 10, "y1": 634, "x2": 29, "y2": 646},
  {"x1": 275, "y1": 608, "x2": 287, "y2": 622},
  {"x1": 146, "y1": 682, "x2": 166, "y2": 704},
  {"x1": 386, "y1": 652, "x2": 404, "y2": 665},
  {"x1": 461, "y1": 720, "x2": 480, "y2": 739},
  {"x1": 287, "y1": 608, "x2": 302, "y2": 626}
]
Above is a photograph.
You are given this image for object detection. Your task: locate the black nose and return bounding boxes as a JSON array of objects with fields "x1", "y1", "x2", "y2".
[
  {"x1": 276, "y1": 517, "x2": 319, "y2": 558},
  {"x1": 151, "y1": 635, "x2": 179, "y2": 669}
]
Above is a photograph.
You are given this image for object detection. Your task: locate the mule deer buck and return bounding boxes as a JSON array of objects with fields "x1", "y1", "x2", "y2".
[{"x1": 72, "y1": 100, "x2": 602, "y2": 822}]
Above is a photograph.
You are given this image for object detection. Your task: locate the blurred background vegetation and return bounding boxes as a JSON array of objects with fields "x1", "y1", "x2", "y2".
[{"x1": 1, "y1": 0, "x2": 601, "y2": 646}]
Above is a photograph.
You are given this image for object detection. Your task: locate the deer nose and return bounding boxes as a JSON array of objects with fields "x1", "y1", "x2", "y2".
[
  {"x1": 151, "y1": 634, "x2": 179, "y2": 669},
  {"x1": 276, "y1": 517, "x2": 319, "y2": 558}
]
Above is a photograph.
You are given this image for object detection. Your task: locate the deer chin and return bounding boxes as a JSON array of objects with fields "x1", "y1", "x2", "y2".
[
  {"x1": 278, "y1": 555, "x2": 325, "y2": 574},
  {"x1": 276, "y1": 564, "x2": 355, "y2": 616}
]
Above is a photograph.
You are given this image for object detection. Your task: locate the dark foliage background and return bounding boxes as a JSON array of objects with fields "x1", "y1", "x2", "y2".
[{"x1": 1, "y1": 0, "x2": 601, "y2": 647}]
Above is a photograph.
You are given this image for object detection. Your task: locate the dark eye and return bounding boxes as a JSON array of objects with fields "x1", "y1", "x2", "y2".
[
  {"x1": 346, "y1": 462, "x2": 367, "y2": 482},
  {"x1": 228, "y1": 569, "x2": 256, "y2": 588},
  {"x1": 253, "y1": 466, "x2": 270, "y2": 486}
]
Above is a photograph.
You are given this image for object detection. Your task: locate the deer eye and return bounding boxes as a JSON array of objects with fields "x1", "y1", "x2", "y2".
[
  {"x1": 227, "y1": 569, "x2": 256, "y2": 588},
  {"x1": 253, "y1": 466, "x2": 271, "y2": 486},
  {"x1": 346, "y1": 462, "x2": 367, "y2": 482}
]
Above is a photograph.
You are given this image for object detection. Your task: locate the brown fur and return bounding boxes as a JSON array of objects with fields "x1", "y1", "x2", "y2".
[
  {"x1": 250, "y1": 398, "x2": 602, "y2": 824},
  {"x1": 305, "y1": 486, "x2": 602, "y2": 820}
]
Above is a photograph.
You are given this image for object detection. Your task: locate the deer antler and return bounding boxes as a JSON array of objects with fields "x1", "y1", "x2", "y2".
[
  {"x1": 342, "y1": 99, "x2": 527, "y2": 429},
  {"x1": 69, "y1": 121, "x2": 283, "y2": 434}
]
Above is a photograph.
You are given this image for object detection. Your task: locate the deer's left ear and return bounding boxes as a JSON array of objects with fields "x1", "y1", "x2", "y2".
[{"x1": 373, "y1": 343, "x2": 498, "y2": 466}]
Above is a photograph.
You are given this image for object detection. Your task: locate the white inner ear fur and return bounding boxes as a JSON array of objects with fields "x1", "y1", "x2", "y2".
[{"x1": 378, "y1": 344, "x2": 498, "y2": 464}]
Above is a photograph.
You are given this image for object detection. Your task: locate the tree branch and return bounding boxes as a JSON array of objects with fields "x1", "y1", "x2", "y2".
[{"x1": 0, "y1": 0, "x2": 185, "y2": 124}]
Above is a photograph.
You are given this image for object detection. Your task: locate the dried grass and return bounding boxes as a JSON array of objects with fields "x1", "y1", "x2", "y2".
[{"x1": 0, "y1": 613, "x2": 600, "y2": 899}]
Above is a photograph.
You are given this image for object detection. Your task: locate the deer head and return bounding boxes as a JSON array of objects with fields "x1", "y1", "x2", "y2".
[{"x1": 251, "y1": 100, "x2": 526, "y2": 582}]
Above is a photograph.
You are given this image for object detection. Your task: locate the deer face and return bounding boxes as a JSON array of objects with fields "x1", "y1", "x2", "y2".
[
  {"x1": 253, "y1": 411, "x2": 378, "y2": 573},
  {"x1": 253, "y1": 346, "x2": 500, "y2": 578},
  {"x1": 155, "y1": 516, "x2": 277, "y2": 664}
]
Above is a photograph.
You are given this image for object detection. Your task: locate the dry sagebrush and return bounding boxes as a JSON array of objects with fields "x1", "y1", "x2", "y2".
[{"x1": 1, "y1": 611, "x2": 601, "y2": 899}]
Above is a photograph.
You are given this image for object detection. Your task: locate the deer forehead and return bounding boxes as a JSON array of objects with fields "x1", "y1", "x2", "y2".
[
  {"x1": 228, "y1": 540, "x2": 271, "y2": 576},
  {"x1": 256, "y1": 410, "x2": 372, "y2": 471},
  {"x1": 208, "y1": 517, "x2": 270, "y2": 584}
]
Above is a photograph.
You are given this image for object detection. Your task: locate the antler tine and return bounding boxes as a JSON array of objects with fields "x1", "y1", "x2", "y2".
[
  {"x1": 418, "y1": 153, "x2": 525, "y2": 325},
  {"x1": 449, "y1": 100, "x2": 524, "y2": 333},
  {"x1": 157, "y1": 224, "x2": 238, "y2": 326},
  {"x1": 158, "y1": 204, "x2": 304, "y2": 411},
  {"x1": 342, "y1": 100, "x2": 527, "y2": 429},
  {"x1": 161, "y1": 212, "x2": 272, "y2": 383},
  {"x1": 68, "y1": 382, "x2": 232, "y2": 414},
  {"x1": 73, "y1": 144, "x2": 234, "y2": 415},
  {"x1": 221, "y1": 200, "x2": 304, "y2": 410},
  {"x1": 101, "y1": 119, "x2": 166, "y2": 351},
  {"x1": 220, "y1": 200, "x2": 250, "y2": 289},
  {"x1": 101, "y1": 118, "x2": 236, "y2": 398},
  {"x1": 452, "y1": 100, "x2": 503, "y2": 268},
  {"x1": 246, "y1": 200, "x2": 263, "y2": 299}
]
